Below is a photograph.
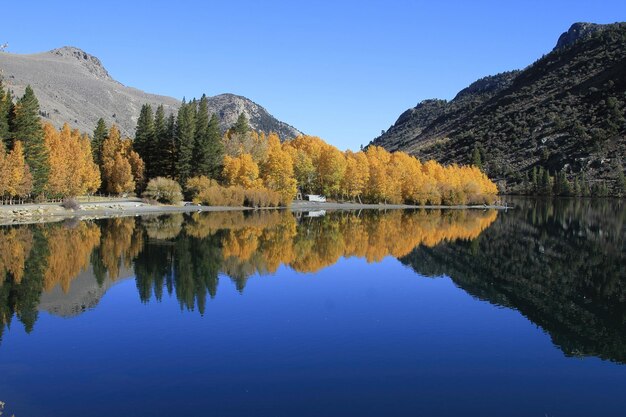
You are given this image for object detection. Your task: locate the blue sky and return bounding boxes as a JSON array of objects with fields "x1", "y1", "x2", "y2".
[{"x1": 3, "y1": 0, "x2": 625, "y2": 150}]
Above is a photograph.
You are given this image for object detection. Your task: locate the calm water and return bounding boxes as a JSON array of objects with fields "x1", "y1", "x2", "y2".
[{"x1": 0, "y1": 200, "x2": 625, "y2": 416}]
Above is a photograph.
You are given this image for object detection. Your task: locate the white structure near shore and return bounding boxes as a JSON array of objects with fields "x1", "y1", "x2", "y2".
[{"x1": 305, "y1": 194, "x2": 326, "y2": 202}]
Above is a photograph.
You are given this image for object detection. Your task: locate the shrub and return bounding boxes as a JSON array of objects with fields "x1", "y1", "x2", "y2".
[
  {"x1": 186, "y1": 176, "x2": 244, "y2": 206},
  {"x1": 61, "y1": 197, "x2": 80, "y2": 210},
  {"x1": 143, "y1": 177, "x2": 183, "y2": 204},
  {"x1": 185, "y1": 175, "x2": 282, "y2": 207},
  {"x1": 243, "y1": 188, "x2": 281, "y2": 208}
]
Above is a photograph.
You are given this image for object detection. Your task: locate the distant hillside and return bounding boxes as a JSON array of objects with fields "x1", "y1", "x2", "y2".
[
  {"x1": 0, "y1": 46, "x2": 301, "y2": 140},
  {"x1": 371, "y1": 22, "x2": 626, "y2": 194}
]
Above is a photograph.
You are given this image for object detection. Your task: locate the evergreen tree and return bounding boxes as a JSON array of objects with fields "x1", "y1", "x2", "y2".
[
  {"x1": 165, "y1": 113, "x2": 177, "y2": 179},
  {"x1": 175, "y1": 101, "x2": 195, "y2": 185},
  {"x1": 134, "y1": 104, "x2": 155, "y2": 179},
  {"x1": 573, "y1": 177, "x2": 582, "y2": 196},
  {"x1": 538, "y1": 167, "x2": 551, "y2": 196},
  {"x1": 579, "y1": 172, "x2": 591, "y2": 196},
  {"x1": 470, "y1": 145, "x2": 482, "y2": 170},
  {"x1": 17, "y1": 226, "x2": 49, "y2": 333},
  {"x1": 153, "y1": 105, "x2": 169, "y2": 178},
  {"x1": 206, "y1": 113, "x2": 224, "y2": 178},
  {"x1": 618, "y1": 168, "x2": 626, "y2": 198},
  {"x1": 0, "y1": 81, "x2": 11, "y2": 146},
  {"x1": 195, "y1": 95, "x2": 209, "y2": 139},
  {"x1": 92, "y1": 118, "x2": 108, "y2": 168},
  {"x1": 232, "y1": 112, "x2": 249, "y2": 135},
  {"x1": 193, "y1": 95, "x2": 214, "y2": 177},
  {"x1": 554, "y1": 170, "x2": 571, "y2": 196},
  {"x1": 531, "y1": 166, "x2": 538, "y2": 194},
  {"x1": 11, "y1": 86, "x2": 49, "y2": 195}
]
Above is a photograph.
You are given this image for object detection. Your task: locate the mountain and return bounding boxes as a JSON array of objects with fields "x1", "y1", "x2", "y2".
[
  {"x1": 0, "y1": 46, "x2": 301, "y2": 140},
  {"x1": 371, "y1": 22, "x2": 626, "y2": 194}
]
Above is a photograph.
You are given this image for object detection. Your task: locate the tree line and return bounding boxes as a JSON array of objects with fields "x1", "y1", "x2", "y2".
[{"x1": 0, "y1": 82, "x2": 498, "y2": 205}]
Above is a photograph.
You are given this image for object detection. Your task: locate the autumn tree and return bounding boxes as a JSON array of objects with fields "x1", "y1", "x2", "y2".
[
  {"x1": 260, "y1": 133, "x2": 297, "y2": 205},
  {"x1": 317, "y1": 144, "x2": 346, "y2": 197},
  {"x1": 2, "y1": 141, "x2": 33, "y2": 202},
  {"x1": 44, "y1": 123, "x2": 100, "y2": 197},
  {"x1": 223, "y1": 153, "x2": 260, "y2": 189},
  {"x1": 342, "y1": 150, "x2": 370, "y2": 202},
  {"x1": 101, "y1": 125, "x2": 144, "y2": 195}
]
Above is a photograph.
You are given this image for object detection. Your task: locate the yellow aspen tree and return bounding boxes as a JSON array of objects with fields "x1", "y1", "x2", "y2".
[
  {"x1": 101, "y1": 125, "x2": 135, "y2": 194},
  {"x1": 223, "y1": 153, "x2": 259, "y2": 188},
  {"x1": 0, "y1": 139, "x2": 7, "y2": 198},
  {"x1": 342, "y1": 150, "x2": 370, "y2": 203},
  {"x1": 5, "y1": 141, "x2": 33, "y2": 201},
  {"x1": 77, "y1": 133, "x2": 101, "y2": 194},
  {"x1": 365, "y1": 146, "x2": 391, "y2": 203},
  {"x1": 122, "y1": 138, "x2": 145, "y2": 191},
  {"x1": 317, "y1": 144, "x2": 346, "y2": 197},
  {"x1": 43, "y1": 123, "x2": 69, "y2": 196},
  {"x1": 262, "y1": 133, "x2": 297, "y2": 205}
]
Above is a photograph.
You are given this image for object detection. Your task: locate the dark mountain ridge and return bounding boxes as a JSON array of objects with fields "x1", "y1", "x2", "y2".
[{"x1": 371, "y1": 22, "x2": 626, "y2": 194}]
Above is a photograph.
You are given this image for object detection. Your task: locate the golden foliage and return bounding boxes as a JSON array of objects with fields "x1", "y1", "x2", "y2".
[
  {"x1": 43, "y1": 123, "x2": 100, "y2": 197},
  {"x1": 101, "y1": 125, "x2": 144, "y2": 194},
  {"x1": 100, "y1": 217, "x2": 143, "y2": 280},
  {"x1": 0, "y1": 227, "x2": 33, "y2": 284},
  {"x1": 219, "y1": 131, "x2": 497, "y2": 206},
  {"x1": 0, "y1": 140, "x2": 33, "y2": 199},
  {"x1": 43, "y1": 222, "x2": 101, "y2": 293},
  {"x1": 209, "y1": 209, "x2": 498, "y2": 275}
]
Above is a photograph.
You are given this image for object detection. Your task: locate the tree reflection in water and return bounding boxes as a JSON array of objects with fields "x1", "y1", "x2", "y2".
[{"x1": 3, "y1": 200, "x2": 624, "y2": 364}]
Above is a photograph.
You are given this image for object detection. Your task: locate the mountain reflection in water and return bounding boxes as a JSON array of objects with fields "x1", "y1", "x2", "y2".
[
  {"x1": 1, "y1": 199, "x2": 625, "y2": 365},
  {"x1": 0, "y1": 209, "x2": 496, "y2": 337}
]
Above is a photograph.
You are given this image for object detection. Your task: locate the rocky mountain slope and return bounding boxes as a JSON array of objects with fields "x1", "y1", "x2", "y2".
[
  {"x1": 0, "y1": 46, "x2": 301, "y2": 139},
  {"x1": 371, "y1": 22, "x2": 626, "y2": 193}
]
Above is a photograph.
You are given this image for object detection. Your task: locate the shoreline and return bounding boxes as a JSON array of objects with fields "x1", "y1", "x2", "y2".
[{"x1": 0, "y1": 199, "x2": 511, "y2": 226}]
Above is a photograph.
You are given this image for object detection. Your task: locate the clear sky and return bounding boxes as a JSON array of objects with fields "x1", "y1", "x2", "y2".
[{"x1": 3, "y1": 0, "x2": 625, "y2": 150}]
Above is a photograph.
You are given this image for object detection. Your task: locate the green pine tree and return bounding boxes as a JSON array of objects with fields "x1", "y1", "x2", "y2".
[
  {"x1": 618, "y1": 168, "x2": 626, "y2": 198},
  {"x1": 193, "y1": 95, "x2": 215, "y2": 177},
  {"x1": 206, "y1": 113, "x2": 224, "y2": 179},
  {"x1": 11, "y1": 86, "x2": 49, "y2": 196},
  {"x1": 531, "y1": 166, "x2": 538, "y2": 194},
  {"x1": 470, "y1": 145, "x2": 482, "y2": 170},
  {"x1": 134, "y1": 104, "x2": 155, "y2": 178},
  {"x1": 195, "y1": 94, "x2": 209, "y2": 140},
  {"x1": 232, "y1": 112, "x2": 249, "y2": 135},
  {"x1": 92, "y1": 118, "x2": 108, "y2": 167},
  {"x1": 0, "y1": 81, "x2": 11, "y2": 146},
  {"x1": 175, "y1": 101, "x2": 195, "y2": 185},
  {"x1": 539, "y1": 168, "x2": 552, "y2": 196},
  {"x1": 152, "y1": 105, "x2": 169, "y2": 178},
  {"x1": 165, "y1": 113, "x2": 177, "y2": 179}
]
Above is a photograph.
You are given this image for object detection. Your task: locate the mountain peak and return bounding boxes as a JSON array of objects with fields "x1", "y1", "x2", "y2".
[
  {"x1": 554, "y1": 22, "x2": 617, "y2": 51},
  {"x1": 48, "y1": 46, "x2": 112, "y2": 80}
]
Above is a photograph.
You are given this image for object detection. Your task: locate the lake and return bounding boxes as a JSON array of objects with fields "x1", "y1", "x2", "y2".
[{"x1": 0, "y1": 199, "x2": 625, "y2": 416}]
